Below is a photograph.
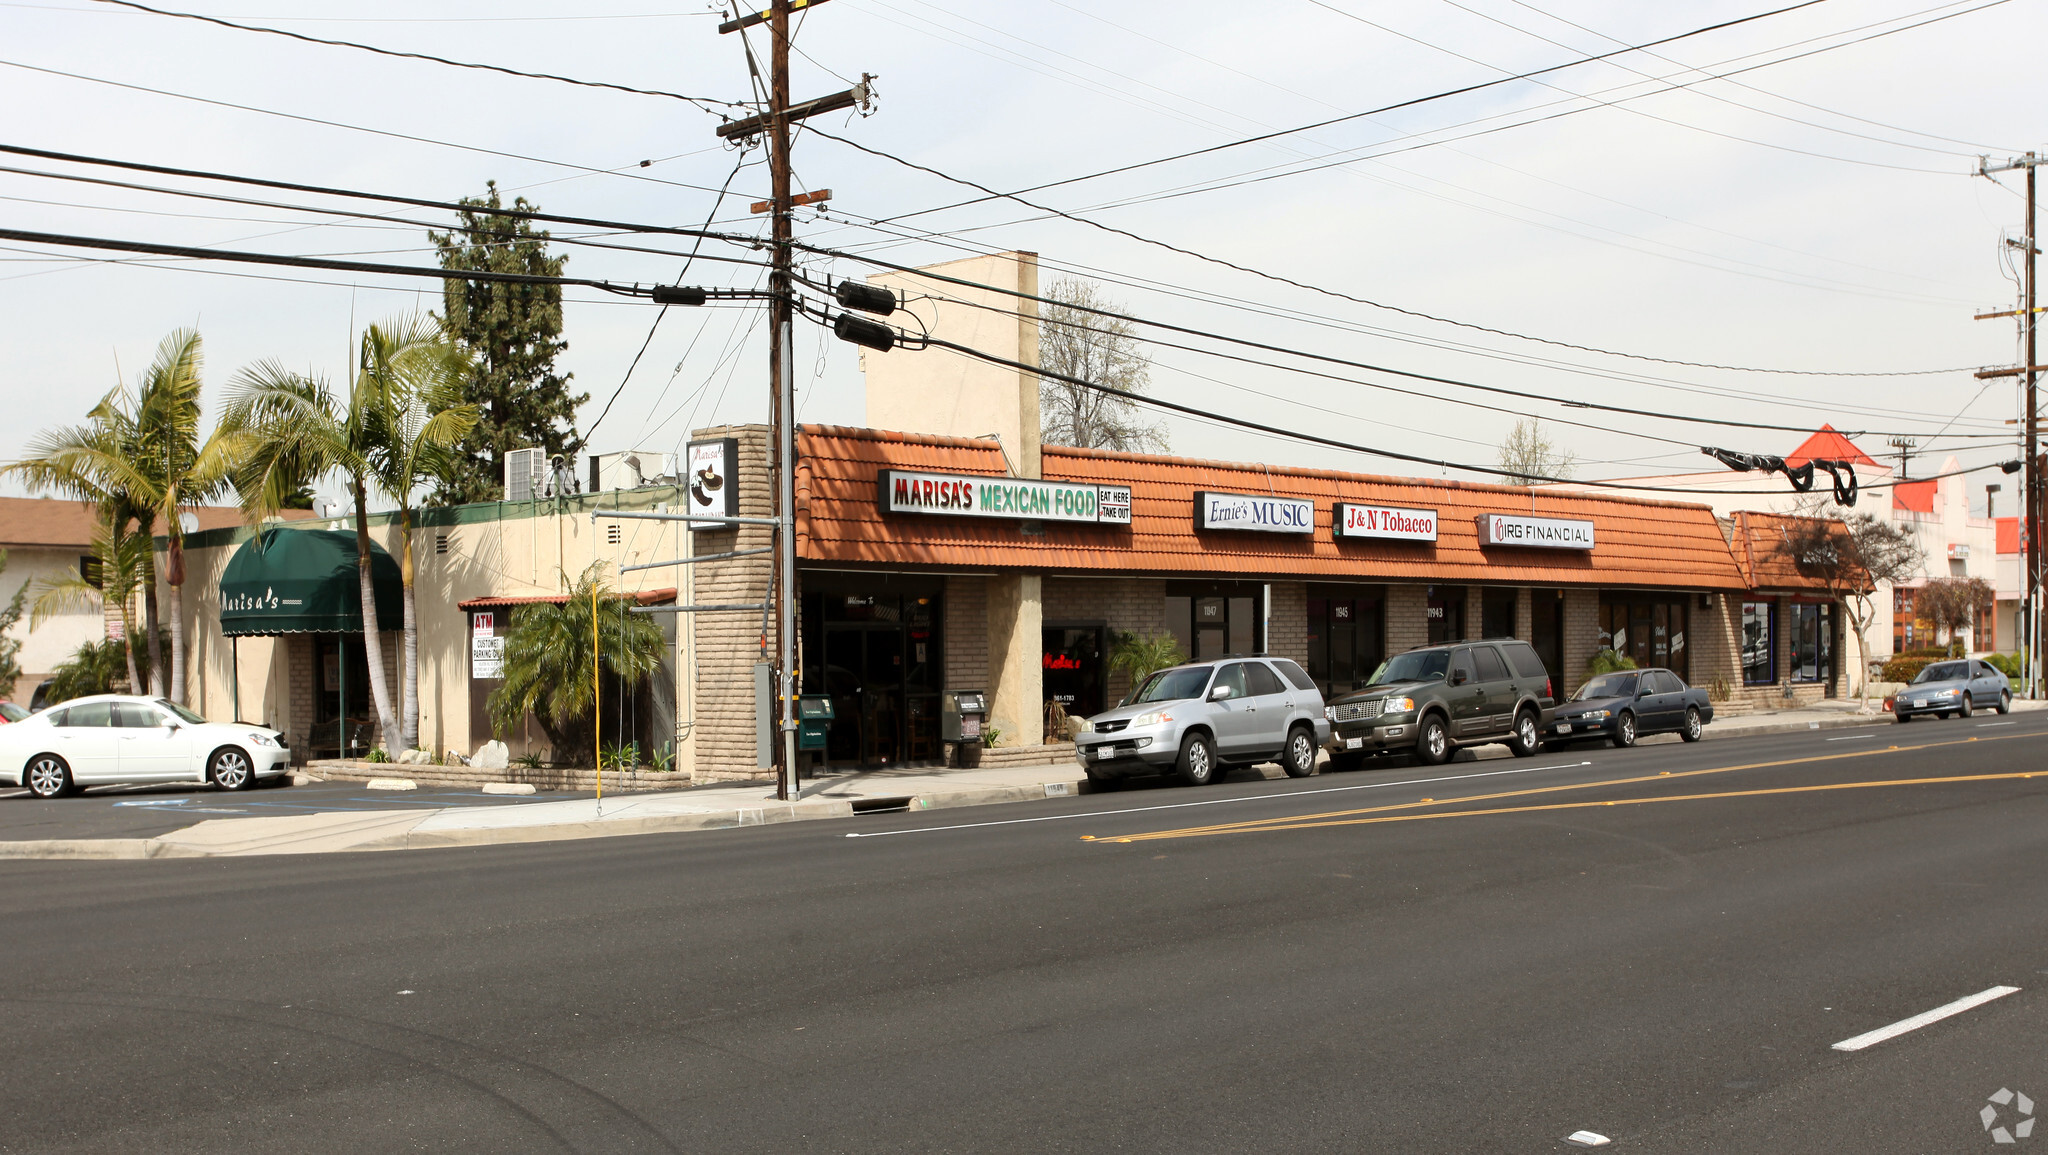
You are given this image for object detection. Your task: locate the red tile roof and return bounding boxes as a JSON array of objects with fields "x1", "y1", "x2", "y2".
[
  {"x1": 796, "y1": 426, "x2": 1750, "y2": 590},
  {"x1": 1785, "y1": 424, "x2": 1879, "y2": 468},
  {"x1": 1728, "y1": 511, "x2": 1867, "y2": 593},
  {"x1": 0, "y1": 497, "x2": 310, "y2": 548}
]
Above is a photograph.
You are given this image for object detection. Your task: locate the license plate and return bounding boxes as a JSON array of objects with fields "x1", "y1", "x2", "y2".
[
  {"x1": 1557, "y1": 723, "x2": 1572, "y2": 734},
  {"x1": 1912, "y1": 700, "x2": 1927, "y2": 709},
  {"x1": 1096, "y1": 747, "x2": 1115, "y2": 760},
  {"x1": 1345, "y1": 737, "x2": 1363, "y2": 750}
]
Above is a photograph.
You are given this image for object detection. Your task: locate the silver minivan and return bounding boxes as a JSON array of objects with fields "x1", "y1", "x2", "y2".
[{"x1": 1072, "y1": 657, "x2": 1331, "y2": 787}]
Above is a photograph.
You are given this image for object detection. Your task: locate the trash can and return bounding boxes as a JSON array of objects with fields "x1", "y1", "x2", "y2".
[{"x1": 942, "y1": 690, "x2": 987, "y2": 768}]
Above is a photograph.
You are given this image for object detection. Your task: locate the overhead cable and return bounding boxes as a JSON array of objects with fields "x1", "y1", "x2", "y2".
[{"x1": 88, "y1": 0, "x2": 743, "y2": 116}]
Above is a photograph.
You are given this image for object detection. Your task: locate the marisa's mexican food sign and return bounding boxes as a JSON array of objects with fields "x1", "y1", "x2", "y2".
[{"x1": 877, "y1": 469, "x2": 1132, "y2": 525}]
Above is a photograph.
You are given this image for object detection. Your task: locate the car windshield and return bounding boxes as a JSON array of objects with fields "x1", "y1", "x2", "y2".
[
  {"x1": 1575, "y1": 673, "x2": 1639, "y2": 700},
  {"x1": 0, "y1": 702, "x2": 25, "y2": 722},
  {"x1": 1913, "y1": 663, "x2": 1967, "y2": 684},
  {"x1": 1367, "y1": 650, "x2": 1450, "y2": 686},
  {"x1": 157, "y1": 699, "x2": 207, "y2": 725},
  {"x1": 1130, "y1": 667, "x2": 1213, "y2": 705}
]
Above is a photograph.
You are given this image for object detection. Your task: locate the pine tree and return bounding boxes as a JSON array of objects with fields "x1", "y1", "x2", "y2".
[{"x1": 428, "y1": 182, "x2": 586, "y2": 505}]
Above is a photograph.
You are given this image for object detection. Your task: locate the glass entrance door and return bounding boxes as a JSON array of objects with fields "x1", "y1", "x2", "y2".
[{"x1": 820, "y1": 627, "x2": 905, "y2": 766}]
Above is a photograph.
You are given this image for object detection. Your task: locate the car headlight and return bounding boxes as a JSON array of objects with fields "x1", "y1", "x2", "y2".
[
  {"x1": 248, "y1": 732, "x2": 281, "y2": 747},
  {"x1": 1931, "y1": 688, "x2": 1957, "y2": 697},
  {"x1": 1130, "y1": 710, "x2": 1173, "y2": 729},
  {"x1": 1073, "y1": 718, "x2": 1093, "y2": 734},
  {"x1": 1325, "y1": 705, "x2": 1336, "y2": 721},
  {"x1": 1383, "y1": 697, "x2": 1415, "y2": 713},
  {"x1": 1584, "y1": 709, "x2": 1611, "y2": 719}
]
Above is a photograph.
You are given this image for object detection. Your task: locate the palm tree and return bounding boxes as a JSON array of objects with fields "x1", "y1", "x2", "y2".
[
  {"x1": 5, "y1": 331, "x2": 239, "y2": 702},
  {"x1": 488, "y1": 564, "x2": 666, "y2": 765},
  {"x1": 358, "y1": 317, "x2": 476, "y2": 752},
  {"x1": 28, "y1": 513, "x2": 150, "y2": 693},
  {"x1": 228, "y1": 315, "x2": 473, "y2": 751},
  {"x1": 228, "y1": 363, "x2": 401, "y2": 749}
]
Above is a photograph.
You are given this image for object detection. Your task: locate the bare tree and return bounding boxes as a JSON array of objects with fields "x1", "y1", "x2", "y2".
[
  {"x1": 1915, "y1": 576, "x2": 1994, "y2": 656},
  {"x1": 1038, "y1": 279, "x2": 1168, "y2": 453},
  {"x1": 1779, "y1": 505, "x2": 1924, "y2": 706},
  {"x1": 1497, "y1": 418, "x2": 1578, "y2": 483}
]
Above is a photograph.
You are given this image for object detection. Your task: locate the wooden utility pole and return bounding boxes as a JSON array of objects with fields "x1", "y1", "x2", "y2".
[
  {"x1": 719, "y1": 0, "x2": 868, "y2": 796},
  {"x1": 1978, "y1": 152, "x2": 2040, "y2": 696}
]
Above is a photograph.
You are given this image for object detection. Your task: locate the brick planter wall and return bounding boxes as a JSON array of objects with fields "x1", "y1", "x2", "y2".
[{"x1": 309, "y1": 759, "x2": 703, "y2": 793}]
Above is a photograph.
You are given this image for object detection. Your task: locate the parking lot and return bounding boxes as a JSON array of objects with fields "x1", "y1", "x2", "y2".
[{"x1": 0, "y1": 780, "x2": 594, "y2": 841}]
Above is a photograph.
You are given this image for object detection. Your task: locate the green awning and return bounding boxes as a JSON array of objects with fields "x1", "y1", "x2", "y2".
[{"x1": 218, "y1": 528, "x2": 402, "y2": 637}]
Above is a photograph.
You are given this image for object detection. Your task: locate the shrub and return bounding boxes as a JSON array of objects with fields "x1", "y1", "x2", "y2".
[
  {"x1": 1584, "y1": 647, "x2": 1636, "y2": 676},
  {"x1": 364, "y1": 747, "x2": 390, "y2": 764},
  {"x1": 1985, "y1": 651, "x2": 2029, "y2": 678}
]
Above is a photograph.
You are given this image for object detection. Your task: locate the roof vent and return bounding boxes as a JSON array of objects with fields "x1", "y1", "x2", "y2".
[{"x1": 506, "y1": 447, "x2": 545, "y2": 503}]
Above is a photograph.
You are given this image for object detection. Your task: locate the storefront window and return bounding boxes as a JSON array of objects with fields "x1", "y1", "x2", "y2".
[
  {"x1": 1791, "y1": 603, "x2": 1833, "y2": 685},
  {"x1": 1599, "y1": 594, "x2": 1690, "y2": 681},
  {"x1": 1480, "y1": 588, "x2": 1517, "y2": 639},
  {"x1": 1306, "y1": 585, "x2": 1385, "y2": 697},
  {"x1": 1893, "y1": 587, "x2": 1919, "y2": 653},
  {"x1": 1165, "y1": 582, "x2": 1263, "y2": 660},
  {"x1": 1426, "y1": 588, "x2": 1466, "y2": 645},
  {"x1": 1043, "y1": 625, "x2": 1106, "y2": 720},
  {"x1": 1530, "y1": 589, "x2": 1564, "y2": 685},
  {"x1": 1741, "y1": 601, "x2": 1776, "y2": 685}
]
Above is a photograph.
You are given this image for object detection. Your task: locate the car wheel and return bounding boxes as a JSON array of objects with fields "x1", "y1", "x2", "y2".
[
  {"x1": 1083, "y1": 768, "x2": 1122, "y2": 791},
  {"x1": 1415, "y1": 714, "x2": 1451, "y2": 766},
  {"x1": 1327, "y1": 750, "x2": 1365, "y2": 773},
  {"x1": 1681, "y1": 707, "x2": 1704, "y2": 742},
  {"x1": 1894, "y1": 711, "x2": 1911, "y2": 723},
  {"x1": 1959, "y1": 694, "x2": 1974, "y2": 719},
  {"x1": 210, "y1": 747, "x2": 255, "y2": 791},
  {"x1": 24, "y1": 754, "x2": 73, "y2": 799},
  {"x1": 1612, "y1": 711, "x2": 1638, "y2": 748},
  {"x1": 1176, "y1": 732, "x2": 1217, "y2": 786},
  {"x1": 1998, "y1": 690, "x2": 2012, "y2": 715},
  {"x1": 1937, "y1": 711, "x2": 1952, "y2": 720},
  {"x1": 1282, "y1": 726, "x2": 1317, "y2": 778},
  {"x1": 1507, "y1": 711, "x2": 1540, "y2": 758}
]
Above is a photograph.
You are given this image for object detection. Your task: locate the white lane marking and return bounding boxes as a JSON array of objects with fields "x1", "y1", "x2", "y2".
[
  {"x1": 1830, "y1": 985, "x2": 2021, "y2": 1052},
  {"x1": 1824, "y1": 734, "x2": 1877, "y2": 742},
  {"x1": 842, "y1": 762, "x2": 1595, "y2": 839},
  {"x1": 1978, "y1": 721, "x2": 2017, "y2": 728}
]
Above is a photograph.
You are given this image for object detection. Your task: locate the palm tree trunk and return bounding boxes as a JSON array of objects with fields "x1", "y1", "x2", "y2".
[
  {"x1": 165, "y1": 533, "x2": 187, "y2": 703},
  {"x1": 399, "y1": 507, "x2": 418, "y2": 753},
  {"x1": 142, "y1": 543, "x2": 163, "y2": 697},
  {"x1": 351, "y1": 480, "x2": 400, "y2": 751},
  {"x1": 121, "y1": 604, "x2": 140, "y2": 695}
]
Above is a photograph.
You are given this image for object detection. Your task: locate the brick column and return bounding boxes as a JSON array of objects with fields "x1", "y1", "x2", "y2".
[
  {"x1": 1268, "y1": 582, "x2": 1307, "y2": 664},
  {"x1": 1386, "y1": 584, "x2": 1428, "y2": 654},
  {"x1": 1514, "y1": 587, "x2": 1534, "y2": 641},
  {"x1": 1563, "y1": 588, "x2": 1601, "y2": 686},
  {"x1": 1465, "y1": 586, "x2": 1484, "y2": 640}
]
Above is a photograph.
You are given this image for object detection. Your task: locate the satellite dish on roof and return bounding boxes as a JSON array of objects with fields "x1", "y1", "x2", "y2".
[{"x1": 177, "y1": 511, "x2": 200, "y2": 535}]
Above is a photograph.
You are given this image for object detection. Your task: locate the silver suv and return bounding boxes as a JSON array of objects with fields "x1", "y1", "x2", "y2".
[{"x1": 1073, "y1": 657, "x2": 1332, "y2": 787}]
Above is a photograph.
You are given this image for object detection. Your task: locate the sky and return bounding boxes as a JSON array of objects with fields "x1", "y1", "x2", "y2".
[{"x1": 0, "y1": 0, "x2": 2041, "y2": 511}]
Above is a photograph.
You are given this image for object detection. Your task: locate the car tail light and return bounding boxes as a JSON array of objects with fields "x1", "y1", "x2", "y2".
[{"x1": 1544, "y1": 677, "x2": 1553, "y2": 699}]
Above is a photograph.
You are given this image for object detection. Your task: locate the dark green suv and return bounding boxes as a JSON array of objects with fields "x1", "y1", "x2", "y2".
[{"x1": 1322, "y1": 638, "x2": 1556, "y2": 768}]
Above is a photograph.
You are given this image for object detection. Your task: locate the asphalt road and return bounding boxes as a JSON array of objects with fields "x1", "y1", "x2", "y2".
[
  {"x1": 2, "y1": 711, "x2": 2044, "y2": 1152},
  {"x1": 0, "y1": 781, "x2": 598, "y2": 840}
]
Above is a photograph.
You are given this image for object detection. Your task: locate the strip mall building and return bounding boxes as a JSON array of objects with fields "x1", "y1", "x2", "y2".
[{"x1": 167, "y1": 252, "x2": 1854, "y2": 780}]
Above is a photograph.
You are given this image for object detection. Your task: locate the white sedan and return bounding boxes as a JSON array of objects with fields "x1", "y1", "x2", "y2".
[{"x1": 2, "y1": 695, "x2": 291, "y2": 799}]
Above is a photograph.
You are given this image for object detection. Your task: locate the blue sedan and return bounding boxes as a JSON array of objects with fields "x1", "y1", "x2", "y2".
[{"x1": 1892, "y1": 659, "x2": 2011, "y2": 721}]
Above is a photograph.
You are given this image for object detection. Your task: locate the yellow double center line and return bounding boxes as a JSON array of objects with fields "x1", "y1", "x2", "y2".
[{"x1": 1083, "y1": 731, "x2": 2044, "y2": 845}]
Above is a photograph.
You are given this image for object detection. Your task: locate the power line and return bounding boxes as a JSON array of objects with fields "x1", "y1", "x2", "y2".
[
  {"x1": 587, "y1": 150, "x2": 759, "y2": 442},
  {"x1": 87, "y1": 0, "x2": 743, "y2": 115},
  {"x1": 806, "y1": 123, "x2": 1980, "y2": 379},
  {"x1": 0, "y1": 59, "x2": 760, "y2": 199}
]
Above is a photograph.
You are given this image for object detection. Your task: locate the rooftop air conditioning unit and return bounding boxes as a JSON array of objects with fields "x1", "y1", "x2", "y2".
[
  {"x1": 589, "y1": 450, "x2": 672, "y2": 492},
  {"x1": 505, "y1": 447, "x2": 545, "y2": 503}
]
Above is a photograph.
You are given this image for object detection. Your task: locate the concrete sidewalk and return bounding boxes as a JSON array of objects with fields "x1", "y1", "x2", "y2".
[{"x1": 2, "y1": 700, "x2": 2037, "y2": 860}]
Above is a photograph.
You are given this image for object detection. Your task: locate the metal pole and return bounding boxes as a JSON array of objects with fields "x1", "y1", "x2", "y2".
[
  {"x1": 768, "y1": 0, "x2": 798, "y2": 801},
  {"x1": 337, "y1": 636, "x2": 345, "y2": 757},
  {"x1": 593, "y1": 581, "x2": 602, "y2": 802},
  {"x1": 2027, "y1": 156, "x2": 2039, "y2": 696}
]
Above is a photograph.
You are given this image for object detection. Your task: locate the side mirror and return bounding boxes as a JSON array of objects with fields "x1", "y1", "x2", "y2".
[
  {"x1": 1208, "y1": 685, "x2": 1231, "y2": 702},
  {"x1": 1448, "y1": 670, "x2": 1467, "y2": 687}
]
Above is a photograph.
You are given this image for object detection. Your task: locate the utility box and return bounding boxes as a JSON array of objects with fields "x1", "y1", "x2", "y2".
[
  {"x1": 942, "y1": 690, "x2": 988, "y2": 769},
  {"x1": 797, "y1": 695, "x2": 834, "y2": 752}
]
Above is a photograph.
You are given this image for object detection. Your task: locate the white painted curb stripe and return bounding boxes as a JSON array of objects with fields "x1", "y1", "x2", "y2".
[{"x1": 1831, "y1": 985, "x2": 2021, "y2": 1052}]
